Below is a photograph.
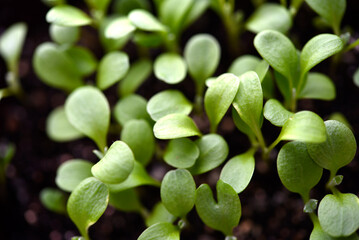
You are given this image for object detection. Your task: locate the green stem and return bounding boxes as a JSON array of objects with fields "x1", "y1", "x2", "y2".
[
  {"x1": 343, "y1": 38, "x2": 359, "y2": 53},
  {"x1": 252, "y1": 124, "x2": 269, "y2": 160},
  {"x1": 194, "y1": 83, "x2": 204, "y2": 115}
]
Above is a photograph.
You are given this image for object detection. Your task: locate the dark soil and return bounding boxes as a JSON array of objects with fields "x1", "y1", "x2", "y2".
[{"x1": 1, "y1": 0, "x2": 359, "y2": 239}]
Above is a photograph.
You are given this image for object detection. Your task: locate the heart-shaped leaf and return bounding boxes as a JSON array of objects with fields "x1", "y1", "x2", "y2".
[
  {"x1": 105, "y1": 17, "x2": 136, "y2": 39},
  {"x1": 108, "y1": 161, "x2": 160, "y2": 192},
  {"x1": 56, "y1": 159, "x2": 93, "y2": 192},
  {"x1": 195, "y1": 180, "x2": 241, "y2": 236},
  {"x1": 49, "y1": 24, "x2": 79, "y2": 45},
  {"x1": 46, "y1": 5, "x2": 92, "y2": 26},
  {"x1": 205, "y1": 73, "x2": 240, "y2": 132},
  {"x1": 119, "y1": 59, "x2": 152, "y2": 97},
  {"x1": 40, "y1": 188, "x2": 67, "y2": 215},
  {"x1": 307, "y1": 120, "x2": 357, "y2": 173},
  {"x1": 154, "y1": 53, "x2": 187, "y2": 84},
  {"x1": 97, "y1": 51, "x2": 129, "y2": 90},
  {"x1": 113, "y1": 94, "x2": 151, "y2": 126},
  {"x1": 184, "y1": 34, "x2": 220, "y2": 86},
  {"x1": 279, "y1": 111, "x2": 326, "y2": 143},
  {"x1": 254, "y1": 30, "x2": 299, "y2": 86},
  {"x1": 33, "y1": 42, "x2": 83, "y2": 91},
  {"x1": 277, "y1": 141, "x2": 323, "y2": 197},
  {"x1": 232, "y1": 71, "x2": 263, "y2": 133},
  {"x1": 109, "y1": 188, "x2": 143, "y2": 213},
  {"x1": 188, "y1": 134, "x2": 228, "y2": 175},
  {"x1": 121, "y1": 119, "x2": 155, "y2": 166},
  {"x1": 318, "y1": 193, "x2": 359, "y2": 237},
  {"x1": 220, "y1": 150, "x2": 255, "y2": 194},
  {"x1": 138, "y1": 222, "x2": 180, "y2": 240},
  {"x1": 246, "y1": 3, "x2": 292, "y2": 34},
  {"x1": 147, "y1": 90, "x2": 192, "y2": 121},
  {"x1": 67, "y1": 177, "x2": 109, "y2": 239},
  {"x1": 298, "y1": 72, "x2": 335, "y2": 100},
  {"x1": 161, "y1": 169, "x2": 196, "y2": 217},
  {"x1": 164, "y1": 138, "x2": 199, "y2": 168},
  {"x1": 146, "y1": 202, "x2": 176, "y2": 227},
  {"x1": 305, "y1": 0, "x2": 346, "y2": 34},
  {"x1": 46, "y1": 106, "x2": 83, "y2": 142},
  {"x1": 65, "y1": 46, "x2": 97, "y2": 77},
  {"x1": 263, "y1": 99, "x2": 294, "y2": 127},
  {"x1": 65, "y1": 86, "x2": 110, "y2": 150},
  {"x1": 154, "y1": 114, "x2": 201, "y2": 139},
  {"x1": 92, "y1": 141, "x2": 135, "y2": 184},
  {"x1": 300, "y1": 34, "x2": 343, "y2": 77},
  {"x1": 129, "y1": 9, "x2": 167, "y2": 32}
]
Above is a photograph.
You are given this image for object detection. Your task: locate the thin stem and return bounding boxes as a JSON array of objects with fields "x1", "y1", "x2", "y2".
[
  {"x1": 267, "y1": 134, "x2": 282, "y2": 153},
  {"x1": 343, "y1": 38, "x2": 359, "y2": 53},
  {"x1": 252, "y1": 124, "x2": 269, "y2": 160},
  {"x1": 194, "y1": 83, "x2": 204, "y2": 115}
]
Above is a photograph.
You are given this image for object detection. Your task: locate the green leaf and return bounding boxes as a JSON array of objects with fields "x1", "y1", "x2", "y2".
[
  {"x1": 184, "y1": 34, "x2": 220, "y2": 85},
  {"x1": 300, "y1": 34, "x2": 343, "y2": 76},
  {"x1": 33, "y1": 42, "x2": 83, "y2": 91},
  {"x1": 56, "y1": 159, "x2": 93, "y2": 192},
  {"x1": 146, "y1": 202, "x2": 176, "y2": 227},
  {"x1": 318, "y1": 193, "x2": 359, "y2": 237},
  {"x1": 188, "y1": 134, "x2": 228, "y2": 175},
  {"x1": 164, "y1": 138, "x2": 199, "y2": 168},
  {"x1": 129, "y1": 9, "x2": 167, "y2": 32},
  {"x1": 121, "y1": 119, "x2": 155, "y2": 166},
  {"x1": 274, "y1": 70, "x2": 291, "y2": 104},
  {"x1": 0, "y1": 22, "x2": 27, "y2": 70},
  {"x1": 159, "y1": 0, "x2": 192, "y2": 34},
  {"x1": 298, "y1": 72, "x2": 335, "y2": 100},
  {"x1": 99, "y1": 16, "x2": 131, "y2": 52},
  {"x1": 49, "y1": 24, "x2": 79, "y2": 45},
  {"x1": 161, "y1": 169, "x2": 196, "y2": 217},
  {"x1": 182, "y1": 0, "x2": 210, "y2": 29},
  {"x1": 138, "y1": 222, "x2": 180, "y2": 240},
  {"x1": 92, "y1": 141, "x2": 134, "y2": 184},
  {"x1": 109, "y1": 188, "x2": 143, "y2": 213},
  {"x1": 228, "y1": 55, "x2": 260, "y2": 77},
  {"x1": 97, "y1": 51, "x2": 129, "y2": 90},
  {"x1": 133, "y1": 32, "x2": 164, "y2": 47},
  {"x1": 113, "y1": 94, "x2": 151, "y2": 126},
  {"x1": 154, "y1": 114, "x2": 201, "y2": 139},
  {"x1": 279, "y1": 111, "x2": 326, "y2": 143},
  {"x1": 65, "y1": 46, "x2": 97, "y2": 77},
  {"x1": 232, "y1": 107, "x2": 255, "y2": 140},
  {"x1": 147, "y1": 90, "x2": 192, "y2": 121},
  {"x1": 220, "y1": 150, "x2": 255, "y2": 194},
  {"x1": 254, "y1": 30, "x2": 299, "y2": 85},
  {"x1": 263, "y1": 99, "x2": 294, "y2": 127},
  {"x1": 108, "y1": 161, "x2": 160, "y2": 192},
  {"x1": 119, "y1": 59, "x2": 152, "y2": 97},
  {"x1": 246, "y1": 3, "x2": 292, "y2": 34},
  {"x1": 113, "y1": 0, "x2": 151, "y2": 15},
  {"x1": 154, "y1": 53, "x2": 187, "y2": 84},
  {"x1": 310, "y1": 223, "x2": 359, "y2": 240},
  {"x1": 105, "y1": 17, "x2": 136, "y2": 39},
  {"x1": 40, "y1": 188, "x2": 67, "y2": 214},
  {"x1": 232, "y1": 71, "x2": 263, "y2": 133},
  {"x1": 328, "y1": 112, "x2": 352, "y2": 130},
  {"x1": 46, "y1": 5, "x2": 92, "y2": 26},
  {"x1": 65, "y1": 86, "x2": 110, "y2": 150},
  {"x1": 84, "y1": 0, "x2": 111, "y2": 14},
  {"x1": 205, "y1": 73, "x2": 240, "y2": 132},
  {"x1": 67, "y1": 177, "x2": 109, "y2": 239},
  {"x1": 277, "y1": 141, "x2": 323, "y2": 196},
  {"x1": 195, "y1": 180, "x2": 241, "y2": 236},
  {"x1": 307, "y1": 120, "x2": 357, "y2": 173},
  {"x1": 305, "y1": 0, "x2": 346, "y2": 34},
  {"x1": 46, "y1": 106, "x2": 84, "y2": 142}
]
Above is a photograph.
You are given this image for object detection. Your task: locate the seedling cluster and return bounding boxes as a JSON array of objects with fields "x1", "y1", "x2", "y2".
[{"x1": 2, "y1": 0, "x2": 355, "y2": 239}]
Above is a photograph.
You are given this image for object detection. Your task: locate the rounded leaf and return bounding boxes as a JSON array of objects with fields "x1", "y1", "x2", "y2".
[
  {"x1": 147, "y1": 90, "x2": 192, "y2": 121},
  {"x1": 277, "y1": 141, "x2": 323, "y2": 196},
  {"x1": 97, "y1": 51, "x2": 129, "y2": 90},
  {"x1": 188, "y1": 134, "x2": 228, "y2": 175},
  {"x1": 263, "y1": 99, "x2": 294, "y2": 127},
  {"x1": 307, "y1": 120, "x2": 357, "y2": 173},
  {"x1": 105, "y1": 17, "x2": 136, "y2": 39},
  {"x1": 109, "y1": 188, "x2": 143, "y2": 213},
  {"x1": 138, "y1": 222, "x2": 180, "y2": 240},
  {"x1": 56, "y1": 159, "x2": 93, "y2": 192},
  {"x1": 129, "y1": 9, "x2": 167, "y2": 32},
  {"x1": 65, "y1": 46, "x2": 97, "y2": 77},
  {"x1": 40, "y1": 188, "x2": 67, "y2": 214},
  {"x1": 318, "y1": 193, "x2": 359, "y2": 237},
  {"x1": 154, "y1": 53, "x2": 187, "y2": 84},
  {"x1": 65, "y1": 86, "x2": 110, "y2": 150},
  {"x1": 46, "y1": 5, "x2": 92, "y2": 26},
  {"x1": 146, "y1": 202, "x2": 176, "y2": 227},
  {"x1": 91, "y1": 141, "x2": 134, "y2": 184},
  {"x1": 298, "y1": 72, "x2": 335, "y2": 100},
  {"x1": 228, "y1": 55, "x2": 261, "y2": 77},
  {"x1": 67, "y1": 177, "x2": 109, "y2": 239},
  {"x1": 161, "y1": 169, "x2": 196, "y2": 217},
  {"x1": 49, "y1": 24, "x2": 80, "y2": 45},
  {"x1": 184, "y1": 34, "x2": 220, "y2": 84},
  {"x1": 164, "y1": 138, "x2": 199, "y2": 168}
]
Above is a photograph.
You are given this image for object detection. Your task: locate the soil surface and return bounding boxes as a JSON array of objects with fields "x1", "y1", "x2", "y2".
[{"x1": 1, "y1": 0, "x2": 359, "y2": 239}]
